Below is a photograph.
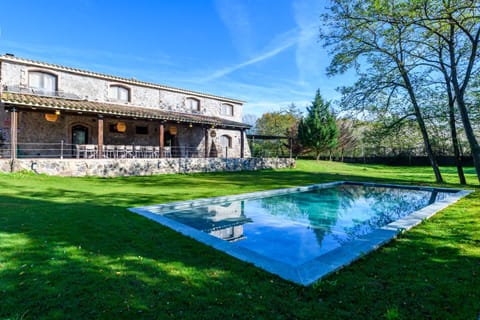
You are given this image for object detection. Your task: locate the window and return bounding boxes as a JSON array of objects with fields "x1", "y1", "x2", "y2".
[
  {"x1": 29, "y1": 71, "x2": 57, "y2": 94},
  {"x1": 135, "y1": 126, "x2": 149, "y2": 135},
  {"x1": 220, "y1": 135, "x2": 232, "y2": 148},
  {"x1": 221, "y1": 104, "x2": 234, "y2": 116},
  {"x1": 187, "y1": 98, "x2": 200, "y2": 112},
  {"x1": 109, "y1": 124, "x2": 118, "y2": 133},
  {"x1": 109, "y1": 85, "x2": 130, "y2": 102}
]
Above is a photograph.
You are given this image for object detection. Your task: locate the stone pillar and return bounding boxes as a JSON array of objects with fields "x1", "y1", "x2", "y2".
[
  {"x1": 240, "y1": 128, "x2": 245, "y2": 159},
  {"x1": 97, "y1": 116, "x2": 104, "y2": 159},
  {"x1": 204, "y1": 127, "x2": 209, "y2": 158},
  {"x1": 159, "y1": 122, "x2": 164, "y2": 158},
  {"x1": 10, "y1": 107, "x2": 18, "y2": 160}
]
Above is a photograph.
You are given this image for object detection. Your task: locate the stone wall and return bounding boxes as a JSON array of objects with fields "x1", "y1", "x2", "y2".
[
  {"x1": 1, "y1": 60, "x2": 244, "y2": 123},
  {"x1": 0, "y1": 158, "x2": 295, "y2": 177},
  {"x1": 0, "y1": 158, "x2": 11, "y2": 172}
]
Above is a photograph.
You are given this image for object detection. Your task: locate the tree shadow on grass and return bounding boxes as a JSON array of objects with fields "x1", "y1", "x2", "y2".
[
  {"x1": 0, "y1": 170, "x2": 478, "y2": 319},
  {"x1": 1, "y1": 194, "x2": 308, "y2": 319},
  {"x1": 0, "y1": 169, "x2": 402, "y2": 209}
]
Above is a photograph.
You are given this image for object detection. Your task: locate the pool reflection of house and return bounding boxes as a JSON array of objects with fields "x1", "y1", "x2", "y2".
[
  {"x1": 0, "y1": 53, "x2": 251, "y2": 159},
  {"x1": 164, "y1": 201, "x2": 251, "y2": 242},
  {"x1": 204, "y1": 202, "x2": 251, "y2": 242}
]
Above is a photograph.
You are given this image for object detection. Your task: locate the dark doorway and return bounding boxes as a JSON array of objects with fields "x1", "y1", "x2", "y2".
[
  {"x1": 164, "y1": 132, "x2": 179, "y2": 156},
  {"x1": 72, "y1": 125, "x2": 88, "y2": 145},
  {"x1": 72, "y1": 125, "x2": 89, "y2": 157},
  {"x1": 164, "y1": 132, "x2": 177, "y2": 147}
]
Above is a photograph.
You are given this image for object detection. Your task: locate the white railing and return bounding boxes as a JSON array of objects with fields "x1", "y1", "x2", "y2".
[
  {"x1": 0, "y1": 141, "x2": 291, "y2": 159},
  {"x1": 0, "y1": 142, "x2": 211, "y2": 159}
]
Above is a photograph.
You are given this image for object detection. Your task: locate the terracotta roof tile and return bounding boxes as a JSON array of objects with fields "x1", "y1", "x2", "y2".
[{"x1": 1, "y1": 91, "x2": 250, "y2": 129}]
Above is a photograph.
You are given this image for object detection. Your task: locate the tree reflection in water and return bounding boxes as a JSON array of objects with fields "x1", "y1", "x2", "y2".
[
  {"x1": 259, "y1": 185, "x2": 450, "y2": 248},
  {"x1": 161, "y1": 184, "x2": 451, "y2": 262},
  {"x1": 336, "y1": 185, "x2": 449, "y2": 244},
  {"x1": 260, "y1": 188, "x2": 341, "y2": 245}
]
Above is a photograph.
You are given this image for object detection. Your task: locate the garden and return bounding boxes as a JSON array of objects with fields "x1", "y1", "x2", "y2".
[{"x1": 1, "y1": 160, "x2": 479, "y2": 319}]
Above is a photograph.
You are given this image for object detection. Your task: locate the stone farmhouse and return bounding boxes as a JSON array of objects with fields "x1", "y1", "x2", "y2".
[
  {"x1": 0, "y1": 54, "x2": 295, "y2": 176},
  {"x1": 0, "y1": 53, "x2": 251, "y2": 160}
]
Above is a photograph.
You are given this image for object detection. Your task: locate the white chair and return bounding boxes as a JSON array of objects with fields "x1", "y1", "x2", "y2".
[
  {"x1": 125, "y1": 145, "x2": 134, "y2": 158},
  {"x1": 144, "y1": 146, "x2": 154, "y2": 158},
  {"x1": 84, "y1": 144, "x2": 97, "y2": 159},
  {"x1": 116, "y1": 145, "x2": 126, "y2": 158},
  {"x1": 163, "y1": 146, "x2": 172, "y2": 158},
  {"x1": 103, "y1": 145, "x2": 116, "y2": 158},
  {"x1": 134, "y1": 145, "x2": 143, "y2": 158},
  {"x1": 153, "y1": 147, "x2": 160, "y2": 158},
  {"x1": 75, "y1": 144, "x2": 85, "y2": 159}
]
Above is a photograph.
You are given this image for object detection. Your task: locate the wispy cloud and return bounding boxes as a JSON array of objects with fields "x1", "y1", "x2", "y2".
[
  {"x1": 214, "y1": 0, "x2": 253, "y2": 56},
  {"x1": 293, "y1": 0, "x2": 329, "y2": 85},
  {"x1": 194, "y1": 78, "x2": 314, "y2": 117},
  {"x1": 202, "y1": 28, "x2": 300, "y2": 82},
  {"x1": 205, "y1": 0, "x2": 331, "y2": 87}
]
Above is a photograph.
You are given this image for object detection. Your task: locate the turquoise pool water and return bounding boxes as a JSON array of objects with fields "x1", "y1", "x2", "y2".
[
  {"x1": 160, "y1": 183, "x2": 450, "y2": 267},
  {"x1": 131, "y1": 182, "x2": 469, "y2": 285}
]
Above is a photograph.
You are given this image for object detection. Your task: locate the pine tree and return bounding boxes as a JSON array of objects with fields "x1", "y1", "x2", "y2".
[{"x1": 298, "y1": 90, "x2": 338, "y2": 160}]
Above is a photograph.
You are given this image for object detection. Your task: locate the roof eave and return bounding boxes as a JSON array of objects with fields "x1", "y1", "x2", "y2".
[
  {"x1": 1, "y1": 92, "x2": 251, "y2": 129},
  {"x1": 0, "y1": 54, "x2": 246, "y2": 105}
]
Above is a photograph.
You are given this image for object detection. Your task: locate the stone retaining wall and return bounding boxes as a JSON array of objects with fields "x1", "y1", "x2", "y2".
[{"x1": 0, "y1": 158, "x2": 295, "y2": 177}]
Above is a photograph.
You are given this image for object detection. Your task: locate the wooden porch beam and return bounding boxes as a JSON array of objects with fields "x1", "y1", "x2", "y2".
[
  {"x1": 159, "y1": 122, "x2": 164, "y2": 158},
  {"x1": 97, "y1": 116, "x2": 104, "y2": 159}
]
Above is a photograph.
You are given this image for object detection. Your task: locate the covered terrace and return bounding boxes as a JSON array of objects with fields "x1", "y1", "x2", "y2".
[{"x1": 0, "y1": 91, "x2": 250, "y2": 160}]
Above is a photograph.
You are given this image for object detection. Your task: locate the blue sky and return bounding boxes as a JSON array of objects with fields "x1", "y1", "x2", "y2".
[{"x1": 0, "y1": 0, "x2": 355, "y2": 119}]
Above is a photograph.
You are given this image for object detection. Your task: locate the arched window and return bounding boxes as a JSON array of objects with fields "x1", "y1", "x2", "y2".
[
  {"x1": 29, "y1": 71, "x2": 57, "y2": 94},
  {"x1": 221, "y1": 103, "x2": 234, "y2": 116},
  {"x1": 186, "y1": 97, "x2": 201, "y2": 112},
  {"x1": 220, "y1": 135, "x2": 232, "y2": 148},
  {"x1": 109, "y1": 85, "x2": 130, "y2": 102}
]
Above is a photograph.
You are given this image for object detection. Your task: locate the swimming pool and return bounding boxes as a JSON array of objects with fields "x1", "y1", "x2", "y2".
[{"x1": 129, "y1": 181, "x2": 471, "y2": 285}]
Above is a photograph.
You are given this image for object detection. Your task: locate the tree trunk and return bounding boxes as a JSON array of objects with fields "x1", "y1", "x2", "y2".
[
  {"x1": 439, "y1": 42, "x2": 466, "y2": 185},
  {"x1": 453, "y1": 94, "x2": 480, "y2": 184},
  {"x1": 445, "y1": 80, "x2": 466, "y2": 184},
  {"x1": 447, "y1": 23, "x2": 480, "y2": 183},
  {"x1": 448, "y1": 101, "x2": 466, "y2": 185},
  {"x1": 399, "y1": 66, "x2": 443, "y2": 183}
]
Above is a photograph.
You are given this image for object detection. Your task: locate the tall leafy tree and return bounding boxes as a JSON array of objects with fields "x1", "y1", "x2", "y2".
[
  {"x1": 298, "y1": 90, "x2": 338, "y2": 160},
  {"x1": 322, "y1": 0, "x2": 480, "y2": 183},
  {"x1": 410, "y1": 0, "x2": 480, "y2": 183},
  {"x1": 252, "y1": 106, "x2": 302, "y2": 157},
  {"x1": 255, "y1": 112, "x2": 297, "y2": 137},
  {"x1": 321, "y1": 0, "x2": 444, "y2": 182}
]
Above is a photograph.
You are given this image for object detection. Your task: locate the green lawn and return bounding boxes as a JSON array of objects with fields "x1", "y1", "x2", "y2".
[{"x1": 0, "y1": 160, "x2": 479, "y2": 319}]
